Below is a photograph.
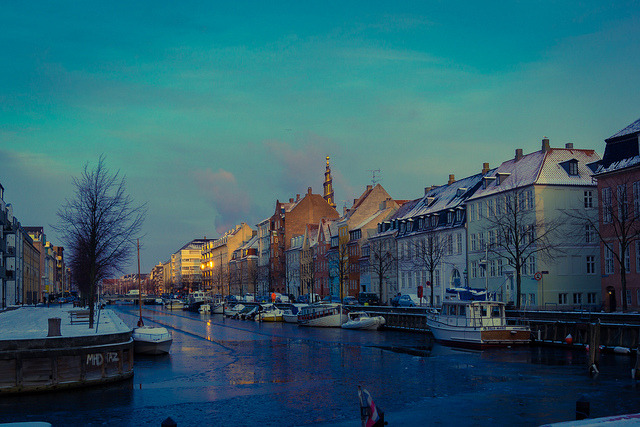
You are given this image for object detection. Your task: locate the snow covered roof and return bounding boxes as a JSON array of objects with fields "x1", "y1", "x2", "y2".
[
  {"x1": 399, "y1": 172, "x2": 488, "y2": 219},
  {"x1": 468, "y1": 148, "x2": 599, "y2": 201},
  {"x1": 607, "y1": 117, "x2": 640, "y2": 140}
]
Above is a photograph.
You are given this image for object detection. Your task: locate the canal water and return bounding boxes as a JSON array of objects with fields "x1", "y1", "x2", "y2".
[{"x1": 2, "y1": 304, "x2": 640, "y2": 426}]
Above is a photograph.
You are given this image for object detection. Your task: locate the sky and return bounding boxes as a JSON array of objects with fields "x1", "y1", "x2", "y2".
[{"x1": 1, "y1": 1, "x2": 639, "y2": 274}]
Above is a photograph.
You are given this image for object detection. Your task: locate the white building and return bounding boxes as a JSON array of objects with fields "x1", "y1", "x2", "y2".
[{"x1": 466, "y1": 139, "x2": 601, "y2": 308}]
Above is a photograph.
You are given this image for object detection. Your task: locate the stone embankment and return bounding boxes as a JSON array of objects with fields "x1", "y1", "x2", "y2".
[{"x1": 0, "y1": 306, "x2": 133, "y2": 394}]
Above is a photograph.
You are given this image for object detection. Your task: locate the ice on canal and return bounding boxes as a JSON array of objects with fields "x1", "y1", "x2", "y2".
[{"x1": 1, "y1": 303, "x2": 640, "y2": 426}]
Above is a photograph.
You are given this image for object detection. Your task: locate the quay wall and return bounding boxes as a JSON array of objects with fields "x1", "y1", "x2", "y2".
[
  {"x1": 360, "y1": 306, "x2": 640, "y2": 350},
  {"x1": 0, "y1": 331, "x2": 134, "y2": 394}
]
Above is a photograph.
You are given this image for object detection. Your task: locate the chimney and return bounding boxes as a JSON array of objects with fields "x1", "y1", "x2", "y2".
[
  {"x1": 542, "y1": 137, "x2": 550, "y2": 152},
  {"x1": 296, "y1": 194, "x2": 300, "y2": 201},
  {"x1": 482, "y1": 162, "x2": 490, "y2": 175},
  {"x1": 515, "y1": 148, "x2": 523, "y2": 161},
  {"x1": 366, "y1": 184, "x2": 372, "y2": 191},
  {"x1": 565, "y1": 143, "x2": 574, "y2": 149},
  {"x1": 448, "y1": 174, "x2": 455, "y2": 185},
  {"x1": 289, "y1": 198, "x2": 294, "y2": 203},
  {"x1": 307, "y1": 187, "x2": 312, "y2": 194}
]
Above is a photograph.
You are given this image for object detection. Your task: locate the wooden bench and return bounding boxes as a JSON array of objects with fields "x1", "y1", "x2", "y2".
[{"x1": 69, "y1": 310, "x2": 91, "y2": 324}]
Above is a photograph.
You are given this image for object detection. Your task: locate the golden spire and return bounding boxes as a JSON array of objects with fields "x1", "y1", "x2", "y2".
[{"x1": 323, "y1": 156, "x2": 336, "y2": 208}]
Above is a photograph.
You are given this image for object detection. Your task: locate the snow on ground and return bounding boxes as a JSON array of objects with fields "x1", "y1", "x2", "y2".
[{"x1": 0, "y1": 305, "x2": 131, "y2": 340}]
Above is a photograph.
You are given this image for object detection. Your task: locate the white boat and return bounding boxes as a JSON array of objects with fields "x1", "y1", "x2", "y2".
[
  {"x1": 199, "y1": 304, "x2": 211, "y2": 314},
  {"x1": 165, "y1": 299, "x2": 184, "y2": 310},
  {"x1": 211, "y1": 303, "x2": 225, "y2": 314},
  {"x1": 282, "y1": 304, "x2": 307, "y2": 324},
  {"x1": 426, "y1": 300, "x2": 530, "y2": 348},
  {"x1": 133, "y1": 326, "x2": 173, "y2": 355},
  {"x1": 341, "y1": 311, "x2": 385, "y2": 330},
  {"x1": 298, "y1": 303, "x2": 348, "y2": 327},
  {"x1": 225, "y1": 304, "x2": 245, "y2": 318}
]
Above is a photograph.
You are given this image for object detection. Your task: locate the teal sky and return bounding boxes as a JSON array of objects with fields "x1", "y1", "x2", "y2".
[{"x1": 1, "y1": 1, "x2": 639, "y2": 273}]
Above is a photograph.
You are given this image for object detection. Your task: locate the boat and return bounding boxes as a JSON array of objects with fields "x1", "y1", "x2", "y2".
[
  {"x1": 341, "y1": 311, "x2": 385, "y2": 330},
  {"x1": 282, "y1": 304, "x2": 307, "y2": 324},
  {"x1": 133, "y1": 326, "x2": 173, "y2": 355},
  {"x1": 184, "y1": 291, "x2": 210, "y2": 312},
  {"x1": 211, "y1": 303, "x2": 225, "y2": 314},
  {"x1": 426, "y1": 300, "x2": 530, "y2": 348},
  {"x1": 199, "y1": 304, "x2": 211, "y2": 314},
  {"x1": 225, "y1": 304, "x2": 245, "y2": 318},
  {"x1": 131, "y1": 239, "x2": 172, "y2": 355},
  {"x1": 298, "y1": 303, "x2": 348, "y2": 327},
  {"x1": 165, "y1": 299, "x2": 185, "y2": 310},
  {"x1": 256, "y1": 305, "x2": 283, "y2": 322}
]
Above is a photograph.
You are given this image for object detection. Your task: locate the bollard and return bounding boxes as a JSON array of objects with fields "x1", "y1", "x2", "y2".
[
  {"x1": 576, "y1": 396, "x2": 590, "y2": 420},
  {"x1": 161, "y1": 417, "x2": 177, "y2": 427},
  {"x1": 47, "y1": 318, "x2": 61, "y2": 337}
]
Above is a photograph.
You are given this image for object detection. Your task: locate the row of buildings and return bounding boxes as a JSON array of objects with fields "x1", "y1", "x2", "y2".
[
  {"x1": 111, "y1": 117, "x2": 640, "y2": 311},
  {"x1": 0, "y1": 184, "x2": 71, "y2": 309}
]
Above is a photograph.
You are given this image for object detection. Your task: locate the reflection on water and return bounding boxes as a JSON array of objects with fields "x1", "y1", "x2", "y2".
[{"x1": 2, "y1": 303, "x2": 640, "y2": 426}]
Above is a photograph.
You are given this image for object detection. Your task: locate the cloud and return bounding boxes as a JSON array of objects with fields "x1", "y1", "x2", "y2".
[{"x1": 193, "y1": 168, "x2": 253, "y2": 234}]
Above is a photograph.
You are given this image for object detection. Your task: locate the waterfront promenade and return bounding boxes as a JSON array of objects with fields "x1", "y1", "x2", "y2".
[{"x1": 2, "y1": 303, "x2": 640, "y2": 426}]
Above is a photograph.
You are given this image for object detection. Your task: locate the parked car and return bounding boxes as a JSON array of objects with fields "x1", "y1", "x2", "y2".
[
  {"x1": 397, "y1": 294, "x2": 421, "y2": 307},
  {"x1": 322, "y1": 295, "x2": 342, "y2": 303},
  {"x1": 343, "y1": 296, "x2": 358, "y2": 306}
]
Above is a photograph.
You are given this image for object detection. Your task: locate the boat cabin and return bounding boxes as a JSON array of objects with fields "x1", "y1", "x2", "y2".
[{"x1": 437, "y1": 301, "x2": 507, "y2": 328}]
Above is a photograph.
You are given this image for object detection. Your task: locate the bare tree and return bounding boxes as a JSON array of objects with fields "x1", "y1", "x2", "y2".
[
  {"x1": 565, "y1": 175, "x2": 640, "y2": 311},
  {"x1": 300, "y1": 246, "x2": 315, "y2": 298},
  {"x1": 55, "y1": 156, "x2": 146, "y2": 327},
  {"x1": 328, "y1": 243, "x2": 349, "y2": 301},
  {"x1": 481, "y1": 186, "x2": 561, "y2": 308},
  {"x1": 367, "y1": 239, "x2": 396, "y2": 304},
  {"x1": 409, "y1": 231, "x2": 448, "y2": 307}
]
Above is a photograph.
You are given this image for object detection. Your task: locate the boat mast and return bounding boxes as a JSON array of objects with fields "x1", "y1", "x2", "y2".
[{"x1": 137, "y1": 239, "x2": 144, "y2": 327}]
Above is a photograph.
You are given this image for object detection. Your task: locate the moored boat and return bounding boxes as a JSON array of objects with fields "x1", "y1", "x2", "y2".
[
  {"x1": 199, "y1": 304, "x2": 211, "y2": 314},
  {"x1": 426, "y1": 300, "x2": 530, "y2": 348},
  {"x1": 341, "y1": 311, "x2": 385, "y2": 330},
  {"x1": 165, "y1": 299, "x2": 185, "y2": 310},
  {"x1": 256, "y1": 305, "x2": 283, "y2": 322},
  {"x1": 132, "y1": 326, "x2": 172, "y2": 355},
  {"x1": 282, "y1": 304, "x2": 307, "y2": 324},
  {"x1": 298, "y1": 303, "x2": 348, "y2": 327}
]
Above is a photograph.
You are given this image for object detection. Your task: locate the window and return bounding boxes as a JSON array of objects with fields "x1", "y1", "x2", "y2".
[
  {"x1": 456, "y1": 210, "x2": 463, "y2": 222},
  {"x1": 489, "y1": 260, "x2": 496, "y2": 277},
  {"x1": 478, "y1": 232, "x2": 485, "y2": 250},
  {"x1": 587, "y1": 293, "x2": 597, "y2": 304},
  {"x1": 569, "y1": 162, "x2": 578, "y2": 176},
  {"x1": 602, "y1": 187, "x2": 612, "y2": 223},
  {"x1": 478, "y1": 203, "x2": 484, "y2": 219},
  {"x1": 634, "y1": 182, "x2": 640, "y2": 220},
  {"x1": 401, "y1": 272, "x2": 406, "y2": 289},
  {"x1": 471, "y1": 234, "x2": 477, "y2": 251},
  {"x1": 529, "y1": 294, "x2": 536, "y2": 306},
  {"x1": 471, "y1": 261, "x2": 478, "y2": 278},
  {"x1": 497, "y1": 259, "x2": 503, "y2": 276},
  {"x1": 527, "y1": 190, "x2": 534, "y2": 210},
  {"x1": 621, "y1": 243, "x2": 630, "y2": 273},
  {"x1": 586, "y1": 256, "x2": 595, "y2": 274},
  {"x1": 469, "y1": 204, "x2": 476, "y2": 222},
  {"x1": 626, "y1": 290, "x2": 632, "y2": 306},
  {"x1": 585, "y1": 223, "x2": 595, "y2": 243},
  {"x1": 558, "y1": 293, "x2": 568, "y2": 304},
  {"x1": 604, "y1": 246, "x2": 614, "y2": 275},
  {"x1": 447, "y1": 234, "x2": 453, "y2": 254},
  {"x1": 573, "y1": 293, "x2": 582, "y2": 304},
  {"x1": 487, "y1": 199, "x2": 494, "y2": 217},
  {"x1": 408, "y1": 272, "x2": 413, "y2": 289},
  {"x1": 584, "y1": 190, "x2": 593, "y2": 208},
  {"x1": 457, "y1": 233, "x2": 462, "y2": 254},
  {"x1": 434, "y1": 270, "x2": 440, "y2": 286},
  {"x1": 618, "y1": 185, "x2": 628, "y2": 221},
  {"x1": 447, "y1": 211, "x2": 453, "y2": 223},
  {"x1": 488, "y1": 230, "x2": 495, "y2": 247},
  {"x1": 527, "y1": 255, "x2": 536, "y2": 276}
]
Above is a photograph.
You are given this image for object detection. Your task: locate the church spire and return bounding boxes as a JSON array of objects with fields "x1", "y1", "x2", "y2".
[{"x1": 323, "y1": 156, "x2": 336, "y2": 209}]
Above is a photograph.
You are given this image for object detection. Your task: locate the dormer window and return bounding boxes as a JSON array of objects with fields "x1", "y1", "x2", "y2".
[
  {"x1": 431, "y1": 216, "x2": 438, "y2": 227},
  {"x1": 496, "y1": 172, "x2": 511, "y2": 185},
  {"x1": 560, "y1": 159, "x2": 579, "y2": 176},
  {"x1": 482, "y1": 176, "x2": 496, "y2": 189}
]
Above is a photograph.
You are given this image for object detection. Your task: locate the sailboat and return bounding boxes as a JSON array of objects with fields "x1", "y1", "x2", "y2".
[{"x1": 132, "y1": 239, "x2": 173, "y2": 355}]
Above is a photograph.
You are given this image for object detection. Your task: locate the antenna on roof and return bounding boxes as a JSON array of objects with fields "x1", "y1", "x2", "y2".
[{"x1": 367, "y1": 169, "x2": 382, "y2": 185}]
